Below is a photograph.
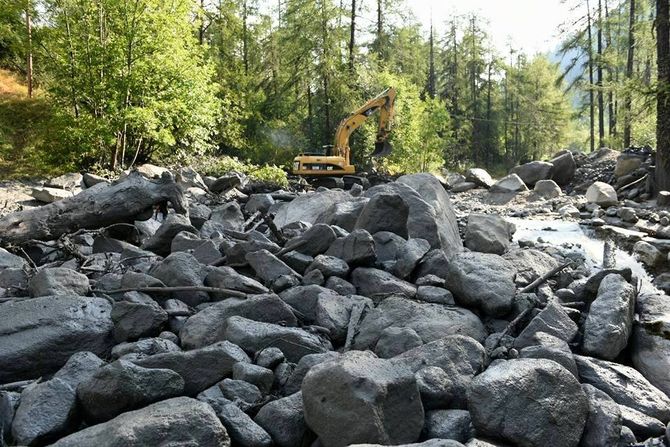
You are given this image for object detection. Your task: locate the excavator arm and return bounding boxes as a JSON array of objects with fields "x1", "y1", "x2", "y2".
[{"x1": 332, "y1": 87, "x2": 397, "y2": 166}]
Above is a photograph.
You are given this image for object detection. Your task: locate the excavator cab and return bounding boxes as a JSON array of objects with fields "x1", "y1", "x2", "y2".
[{"x1": 292, "y1": 87, "x2": 396, "y2": 178}]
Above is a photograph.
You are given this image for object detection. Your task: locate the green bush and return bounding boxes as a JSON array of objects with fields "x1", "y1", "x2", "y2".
[{"x1": 182, "y1": 154, "x2": 289, "y2": 188}]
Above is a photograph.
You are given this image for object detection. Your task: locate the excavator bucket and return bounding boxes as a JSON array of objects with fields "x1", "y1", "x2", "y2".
[{"x1": 371, "y1": 141, "x2": 393, "y2": 157}]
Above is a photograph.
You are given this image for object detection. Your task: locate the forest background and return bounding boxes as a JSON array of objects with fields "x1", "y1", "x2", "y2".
[{"x1": 0, "y1": 0, "x2": 659, "y2": 182}]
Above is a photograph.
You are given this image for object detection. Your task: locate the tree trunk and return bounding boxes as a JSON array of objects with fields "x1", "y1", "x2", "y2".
[
  {"x1": 25, "y1": 7, "x2": 33, "y2": 99},
  {"x1": 605, "y1": 0, "x2": 616, "y2": 138},
  {"x1": 243, "y1": 0, "x2": 249, "y2": 75},
  {"x1": 656, "y1": 0, "x2": 670, "y2": 192},
  {"x1": 0, "y1": 173, "x2": 187, "y2": 245},
  {"x1": 623, "y1": 0, "x2": 636, "y2": 148},
  {"x1": 199, "y1": 0, "x2": 205, "y2": 45},
  {"x1": 348, "y1": 0, "x2": 355, "y2": 72},
  {"x1": 587, "y1": 0, "x2": 596, "y2": 152},
  {"x1": 597, "y1": 0, "x2": 605, "y2": 148},
  {"x1": 376, "y1": 0, "x2": 382, "y2": 59},
  {"x1": 428, "y1": 20, "x2": 435, "y2": 98}
]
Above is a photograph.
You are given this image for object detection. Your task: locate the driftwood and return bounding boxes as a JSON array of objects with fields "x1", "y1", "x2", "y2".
[
  {"x1": 0, "y1": 172, "x2": 187, "y2": 245},
  {"x1": 92, "y1": 285, "x2": 247, "y2": 298},
  {"x1": 519, "y1": 261, "x2": 573, "y2": 294}
]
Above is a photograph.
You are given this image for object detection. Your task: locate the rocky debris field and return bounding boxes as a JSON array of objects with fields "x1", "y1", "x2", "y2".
[{"x1": 0, "y1": 155, "x2": 670, "y2": 447}]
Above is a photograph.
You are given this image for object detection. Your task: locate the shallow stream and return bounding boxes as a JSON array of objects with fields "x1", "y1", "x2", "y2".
[{"x1": 509, "y1": 218, "x2": 659, "y2": 295}]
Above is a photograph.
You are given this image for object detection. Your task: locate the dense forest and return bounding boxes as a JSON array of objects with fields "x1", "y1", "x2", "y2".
[{"x1": 0, "y1": 0, "x2": 667, "y2": 182}]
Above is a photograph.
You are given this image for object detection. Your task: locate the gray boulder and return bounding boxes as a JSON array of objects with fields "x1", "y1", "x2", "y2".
[
  {"x1": 245, "y1": 193, "x2": 275, "y2": 214},
  {"x1": 50, "y1": 397, "x2": 229, "y2": 447},
  {"x1": 518, "y1": 332, "x2": 578, "y2": 378},
  {"x1": 550, "y1": 152, "x2": 576, "y2": 186},
  {"x1": 534, "y1": 179, "x2": 562, "y2": 199},
  {"x1": 355, "y1": 193, "x2": 409, "y2": 238},
  {"x1": 416, "y1": 286, "x2": 454, "y2": 304},
  {"x1": 78, "y1": 360, "x2": 184, "y2": 422},
  {"x1": 283, "y1": 224, "x2": 337, "y2": 257},
  {"x1": 502, "y1": 248, "x2": 559, "y2": 286},
  {"x1": 305, "y1": 254, "x2": 349, "y2": 278},
  {"x1": 0, "y1": 248, "x2": 27, "y2": 269},
  {"x1": 0, "y1": 391, "x2": 19, "y2": 444},
  {"x1": 465, "y1": 168, "x2": 494, "y2": 188},
  {"x1": 141, "y1": 213, "x2": 198, "y2": 256},
  {"x1": 375, "y1": 327, "x2": 424, "y2": 358},
  {"x1": 246, "y1": 249, "x2": 302, "y2": 290},
  {"x1": 351, "y1": 267, "x2": 417, "y2": 299},
  {"x1": 423, "y1": 410, "x2": 473, "y2": 443},
  {"x1": 514, "y1": 301, "x2": 579, "y2": 349},
  {"x1": 316, "y1": 198, "x2": 369, "y2": 231},
  {"x1": 275, "y1": 189, "x2": 354, "y2": 228},
  {"x1": 394, "y1": 335, "x2": 487, "y2": 409},
  {"x1": 210, "y1": 172, "x2": 246, "y2": 193},
  {"x1": 218, "y1": 403, "x2": 273, "y2": 447},
  {"x1": 392, "y1": 238, "x2": 431, "y2": 279},
  {"x1": 415, "y1": 249, "x2": 450, "y2": 278},
  {"x1": 464, "y1": 214, "x2": 515, "y2": 255},
  {"x1": 353, "y1": 296, "x2": 486, "y2": 350},
  {"x1": 582, "y1": 274, "x2": 635, "y2": 360},
  {"x1": 326, "y1": 229, "x2": 377, "y2": 266},
  {"x1": 219, "y1": 378, "x2": 263, "y2": 411},
  {"x1": 134, "y1": 341, "x2": 250, "y2": 395},
  {"x1": 284, "y1": 352, "x2": 341, "y2": 395},
  {"x1": 580, "y1": 384, "x2": 622, "y2": 447},
  {"x1": 632, "y1": 292, "x2": 670, "y2": 397},
  {"x1": 111, "y1": 337, "x2": 181, "y2": 361},
  {"x1": 489, "y1": 174, "x2": 528, "y2": 194},
  {"x1": 204, "y1": 266, "x2": 268, "y2": 294},
  {"x1": 150, "y1": 251, "x2": 208, "y2": 306},
  {"x1": 302, "y1": 351, "x2": 424, "y2": 447},
  {"x1": 619, "y1": 404, "x2": 666, "y2": 440},
  {"x1": 28, "y1": 268, "x2": 90, "y2": 297},
  {"x1": 586, "y1": 182, "x2": 618, "y2": 207},
  {"x1": 446, "y1": 252, "x2": 516, "y2": 317},
  {"x1": 211, "y1": 202, "x2": 244, "y2": 231},
  {"x1": 11, "y1": 352, "x2": 104, "y2": 446},
  {"x1": 467, "y1": 359, "x2": 588, "y2": 447},
  {"x1": 223, "y1": 316, "x2": 332, "y2": 363},
  {"x1": 46, "y1": 172, "x2": 83, "y2": 189},
  {"x1": 511, "y1": 161, "x2": 554, "y2": 186},
  {"x1": 365, "y1": 181, "x2": 462, "y2": 253},
  {"x1": 254, "y1": 392, "x2": 309, "y2": 447},
  {"x1": 232, "y1": 362, "x2": 274, "y2": 394},
  {"x1": 574, "y1": 355, "x2": 670, "y2": 421},
  {"x1": 0, "y1": 296, "x2": 113, "y2": 382},
  {"x1": 180, "y1": 294, "x2": 297, "y2": 349},
  {"x1": 111, "y1": 293, "x2": 168, "y2": 342}
]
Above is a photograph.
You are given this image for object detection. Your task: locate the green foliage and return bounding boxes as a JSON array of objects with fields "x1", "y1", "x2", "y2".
[
  {"x1": 186, "y1": 155, "x2": 289, "y2": 188},
  {"x1": 41, "y1": 0, "x2": 220, "y2": 168}
]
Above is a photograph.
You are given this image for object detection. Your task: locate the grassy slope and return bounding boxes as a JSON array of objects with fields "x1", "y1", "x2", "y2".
[{"x1": 0, "y1": 69, "x2": 64, "y2": 179}]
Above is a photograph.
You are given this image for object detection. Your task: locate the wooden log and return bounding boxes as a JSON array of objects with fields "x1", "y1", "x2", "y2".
[{"x1": 0, "y1": 172, "x2": 187, "y2": 245}]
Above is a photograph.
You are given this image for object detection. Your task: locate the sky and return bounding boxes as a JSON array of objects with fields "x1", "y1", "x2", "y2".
[{"x1": 407, "y1": 0, "x2": 577, "y2": 56}]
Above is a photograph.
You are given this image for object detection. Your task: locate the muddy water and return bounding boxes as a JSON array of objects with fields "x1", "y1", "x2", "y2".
[{"x1": 509, "y1": 218, "x2": 659, "y2": 295}]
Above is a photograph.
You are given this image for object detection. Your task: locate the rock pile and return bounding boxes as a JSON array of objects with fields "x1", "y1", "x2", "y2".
[{"x1": 0, "y1": 167, "x2": 669, "y2": 447}]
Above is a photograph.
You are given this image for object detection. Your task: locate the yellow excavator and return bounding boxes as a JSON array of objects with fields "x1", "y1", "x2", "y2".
[{"x1": 291, "y1": 87, "x2": 396, "y2": 185}]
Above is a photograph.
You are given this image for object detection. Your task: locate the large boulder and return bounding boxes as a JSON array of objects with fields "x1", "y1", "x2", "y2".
[
  {"x1": 326, "y1": 229, "x2": 377, "y2": 266},
  {"x1": 0, "y1": 247, "x2": 27, "y2": 269},
  {"x1": 353, "y1": 296, "x2": 486, "y2": 351},
  {"x1": 580, "y1": 384, "x2": 622, "y2": 447},
  {"x1": 582, "y1": 274, "x2": 635, "y2": 360},
  {"x1": 502, "y1": 248, "x2": 559, "y2": 286},
  {"x1": 0, "y1": 296, "x2": 114, "y2": 383},
  {"x1": 211, "y1": 202, "x2": 244, "y2": 231},
  {"x1": 28, "y1": 268, "x2": 90, "y2": 297},
  {"x1": 217, "y1": 402, "x2": 273, "y2": 447},
  {"x1": 180, "y1": 294, "x2": 297, "y2": 349},
  {"x1": 365, "y1": 181, "x2": 462, "y2": 254},
  {"x1": 489, "y1": 174, "x2": 529, "y2": 194},
  {"x1": 351, "y1": 267, "x2": 417, "y2": 298},
  {"x1": 283, "y1": 352, "x2": 342, "y2": 395},
  {"x1": 204, "y1": 266, "x2": 268, "y2": 295},
  {"x1": 632, "y1": 292, "x2": 670, "y2": 398},
  {"x1": 511, "y1": 161, "x2": 554, "y2": 186},
  {"x1": 149, "y1": 251, "x2": 208, "y2": 306},
  {"x1": 11, "y1": 352, "x2": 104, "y2": 446},
  {"x1": 445, "y1": 252, "x2": 516, "y2": 317},
  {"x1": 141, "y1": 213, "x2": 198, "y2": 256},
  {"x1": 246, "y1": 249, "x2": 302, "y2": 291},
  {"x1": 275, "y1": 189, "x2": 354, "y2": 228},
  {"x1": 396, "y1": 173, "x2": 462, "y2": 253},
  {"x1": 283, "y1": 224, "x2": 337, "y2": 257},
  {"x1": 574, "y1": 355, "x2": 670, "y2": 421},
  {"x1": 78, "y1": 360, "x2": 184, "y2": 423},
  {"x1": 316, "y1": 198, "x2": 369, "y2": 231},
  {"x1": 50, "y1": 397, "x2": 229, "y2": 447},
  {"x1": 467, "y1": 359, "x2": 588, "y2": 447},
  {"x1": 254, "y1": 392, "x2": 309, "y2": 447},
  {"x1": 302, "y1": 351, "x2": 424, "y2": 447},
  {"x1": 550, "y1": 152, "x2": 576, "y2": 186},
  {"x1": 533, "y1": 179, "x2": 562, "y2": 199},
  {"x1": 111, "y1": 293, "x2": 168, "y2": 342},
  {"x1": 464, "y1": 214, "x2": 515, "y2": 255},
  {"x1": 514, "y1": 301, "x2": 579, "y2": 349},
  {"x1": 586, "y1": 182, "x2": 618, "y2": 207},
  {"x1": 355, "y1": 193, "x2": 409, "y2": 238},
  {"x1": 134, "y1": 341, "x2": 250, "y2": 395},
  {"x1": 223, "y1": 316, "x2": 332, "y2": 362},
  {"x1": 465, "y1": 168, "x2": 494, "y2": 188}
]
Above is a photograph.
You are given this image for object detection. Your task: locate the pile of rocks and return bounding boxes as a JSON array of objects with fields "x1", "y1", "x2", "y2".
[{"x1": 0, "y1": 168, "x2": 669, "y2": 447}]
